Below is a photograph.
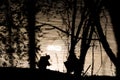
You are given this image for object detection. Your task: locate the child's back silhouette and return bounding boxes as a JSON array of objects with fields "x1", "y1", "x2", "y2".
[{"x1": 38, "y1": 55, "x2": 50, "y2": 71}]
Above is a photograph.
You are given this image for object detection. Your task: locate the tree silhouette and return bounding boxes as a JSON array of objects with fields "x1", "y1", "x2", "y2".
[
  {"x1": 75, "y1": 0, "x2": 120, "y2": 77},
  {"x1": 60, "y1": 0, "x2": 120, "y2": 78},
  {"x1": 25, "y1": 0, "x2": 37, "y2": 69},
  {"x1": 103, "y1": 0, "x2": 120, "y2": 77}
]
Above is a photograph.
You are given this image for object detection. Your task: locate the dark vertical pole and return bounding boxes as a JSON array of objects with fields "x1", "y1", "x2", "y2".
[{"x1": 26, "y1": 0, "x2": 37, "y2": 69}]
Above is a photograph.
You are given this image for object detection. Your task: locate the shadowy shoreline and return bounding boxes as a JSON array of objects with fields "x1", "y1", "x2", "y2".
[{"x1": 0, "y1": 67, "x2": 117, "y2": 80}]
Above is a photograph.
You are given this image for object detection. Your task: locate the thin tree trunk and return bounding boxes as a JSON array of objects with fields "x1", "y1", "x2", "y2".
[
  {"x1": 75, "y1": 19, "x2": 94, "y2": 78},
  {"x1": 94, "y1": 16, "x2": 118, "y2": 67}
]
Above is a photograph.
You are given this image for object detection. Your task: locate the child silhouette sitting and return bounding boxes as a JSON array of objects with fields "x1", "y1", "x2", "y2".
[{"x1": 38, "y1": 55, "x2": 50, "y2": 71}]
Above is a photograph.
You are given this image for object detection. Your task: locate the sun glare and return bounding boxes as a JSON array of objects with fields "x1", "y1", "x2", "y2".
[
  {"x1": 46, "y1": 45, "x2": 67, "y2": 72},
  {"x1": 47, "y1": 45, "x2": 62, "y2": 51}
]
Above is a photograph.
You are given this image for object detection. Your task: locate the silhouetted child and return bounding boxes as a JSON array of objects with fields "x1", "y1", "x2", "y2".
[
  {"x1": 38, "y1": 55, "x2": 50, "y2": 71},
  {"x1": 64, "y1": 54, "x2": 79, "y2": 74}
]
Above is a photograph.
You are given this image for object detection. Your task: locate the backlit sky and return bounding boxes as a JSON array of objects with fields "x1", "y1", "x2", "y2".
[
  {"x1": 36, "y1": 10, "x2": 117, "y2": 76},
  {"x1": 0, "y1": 1, "x2": 117, "y2": 76}
]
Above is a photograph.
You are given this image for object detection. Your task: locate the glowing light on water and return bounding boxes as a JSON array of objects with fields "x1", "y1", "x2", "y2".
[
  {"x1": 47, "y1": 45, "x2": 62, "y2": 51},
  {"x1": 46, "y1": 45, "x2": 67, "y2": 72}
]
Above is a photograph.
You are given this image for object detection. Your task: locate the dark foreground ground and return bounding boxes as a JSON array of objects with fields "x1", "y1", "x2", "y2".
[{"x1": 0, "y1": 67, "x2": 118, "y2": 80}]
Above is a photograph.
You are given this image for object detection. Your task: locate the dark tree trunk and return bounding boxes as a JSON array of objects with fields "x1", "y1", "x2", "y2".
[
  {"x1": 103, "y1": 0, "x2": 120, "y2": 76},
  {"x1": 77, "y1": 0, "x2": 119, "y2": 77},
  {"x1": 26, "y1": 0, "x2": 37, "y2": 69},
  {"x1": 75, "y1": 18, "x2": 93, "y2": 78},
  {"x1": 94, "y1": 15, "x2": 118, "y2": 67},
  {"x1": 65, "y1": 0, "x2": 78, "y2": 74}
]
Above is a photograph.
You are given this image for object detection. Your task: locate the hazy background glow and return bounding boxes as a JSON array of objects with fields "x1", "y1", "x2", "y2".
[
  {"x1": 47, "y1": 45, "x2": 62, "y2": 51},
  {"x1": 36, "y1": 11, "x2": 116, "y2": 76}
]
